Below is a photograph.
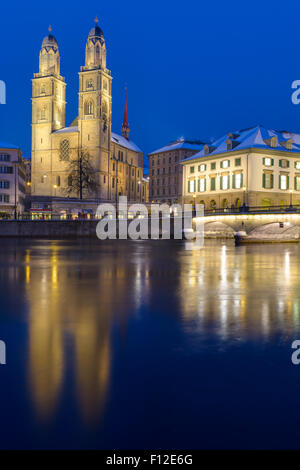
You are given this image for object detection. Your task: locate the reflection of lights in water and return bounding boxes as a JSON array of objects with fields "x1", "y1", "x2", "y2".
[
  {"x1": 220, "y1": 244, "x2": 227, "y2": 286},
  {"x1": 25, "y1": 250, "x2": 31, "y2": 284},
  {"x1": 261, "y1": 302, "x2": 270, "y2": 337},
  {"x1": 285, "y1": 251, "x2": 290, "y2": 279},
  {"x1": 219, "y1": 299, "x2": 228, "y2": 339}
]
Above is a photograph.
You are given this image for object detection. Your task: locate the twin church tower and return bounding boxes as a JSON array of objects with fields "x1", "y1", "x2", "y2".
[{"x1": 31, "y1": 19, "x2": 144, "y2": 205}]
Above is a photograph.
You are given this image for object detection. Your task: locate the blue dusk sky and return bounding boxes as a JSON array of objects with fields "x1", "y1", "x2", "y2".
[{"x1": 1, "y1": 0, "x2": 300, "y2": 168}]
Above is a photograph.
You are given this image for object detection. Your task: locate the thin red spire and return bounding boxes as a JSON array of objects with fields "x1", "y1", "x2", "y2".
[{"x1": 122, "y1": 87, "x2": 130, "y2": 140}]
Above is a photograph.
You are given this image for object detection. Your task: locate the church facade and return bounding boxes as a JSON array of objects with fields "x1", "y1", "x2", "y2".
[{"x1": 31, "y1": 20, "x2": 146, "y2": 217}]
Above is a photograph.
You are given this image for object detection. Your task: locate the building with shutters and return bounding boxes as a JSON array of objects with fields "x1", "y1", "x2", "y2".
[{"x1": 181, "y1": 126, "x2": 300, "y2": 210}]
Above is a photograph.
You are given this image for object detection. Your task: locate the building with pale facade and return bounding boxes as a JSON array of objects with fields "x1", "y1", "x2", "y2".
[
  {"x1": 182, "y1": 126, "x2": 300, "y2": 210},
  {"x1": 0, "y1": 143, "x2": 26, "y2": 218},
  {"x1": 148, "y1": 139, "x2": 205, "y2": 204},
  {"x1": 30, "y1": 20, "x2": 144, "y2": 217}
]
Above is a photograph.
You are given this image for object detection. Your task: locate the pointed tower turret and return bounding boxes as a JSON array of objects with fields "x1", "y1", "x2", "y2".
[{"x1": 122, "y1": 87, "x2": 130, "y2": 140}]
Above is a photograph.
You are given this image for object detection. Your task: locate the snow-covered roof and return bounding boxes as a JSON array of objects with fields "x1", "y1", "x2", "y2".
[
  {"x1": 0, "y1": 142, "x2": 19, "y2": 149},
  {"x1": 111, "y1": 132, "x2": 142, "y2": 153},
  {"x1": 53, "y1": 126, "x2": 79, "y2": 134},
  {"x1": 149, "y1": 139, "x2": 205, "y2": 156},
  {"x1": 52, "y1": 127, "x2": 142, "y2": 152},
  {"x1": 183, "y1": 125, "x2": 300, "y2": 163}
]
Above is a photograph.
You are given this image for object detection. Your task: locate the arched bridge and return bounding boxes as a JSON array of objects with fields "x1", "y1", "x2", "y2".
[{"x1": 194, "y1": 212, "x2": 300, "y2": 240}]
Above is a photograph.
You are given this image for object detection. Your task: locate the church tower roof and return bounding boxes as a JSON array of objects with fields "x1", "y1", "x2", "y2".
[
  {"x1": 39, "y1": 25, "x2": 60, "y2": 75},
  {"x1": 41, "y1": 25, "x2": 58, "y2": 49},
  {"x1": 122, "y1": 87, "x2": 130, "y2": 140},
  {"x1": 88, "y1": 17, "x2": 104, "y2": 42}
]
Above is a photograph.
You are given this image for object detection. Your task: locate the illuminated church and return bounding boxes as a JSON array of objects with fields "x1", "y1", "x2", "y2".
[{"x1": 31, "y1": 19, "x2": 147, "y2": 214}]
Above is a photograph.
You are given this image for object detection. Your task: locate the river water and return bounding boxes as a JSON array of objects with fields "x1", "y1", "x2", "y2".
[{"x1": 0, "y1": 239, "x2": 300, "y2": 449}]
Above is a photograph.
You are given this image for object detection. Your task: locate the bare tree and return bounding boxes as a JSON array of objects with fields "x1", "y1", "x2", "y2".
[{"x1": 64, "y1": 149, "x2": 99, "y2": 199}]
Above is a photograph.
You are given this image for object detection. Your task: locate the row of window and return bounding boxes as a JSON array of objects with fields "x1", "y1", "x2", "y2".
[
  {"x1": 189, "y1": 158, "x2": 241, "y2": 174},
  {"x1": 150, "y1": 187, "x2": 177, "y2": 196},
  {"x1": 151, "y1": 155, "x2": 179, "y2": 166},
  {"x1": 85, "y1": 78, "x2": 108, "y2": 91},
  {"x1": 263, "y1": 157, "x2": 300, "y2": 169},
  {"x1": 188, "y1": 173, "x2": 244, "y2": 193},
  {"x1": 151, "y1": 177, "x2": 178, "y2": 186},
  {"x1": 112, "y1": 162, "x2": 140, "y2": 177},
  {"x1": 0, "y1": 154, "x2": 10, "y2": 162},
  {"x1": 153, "y1": 166, "x2": 179, "y2": 176},
  {"x1": 41, "y1": 174, "x2": 144, "y2": 191},
  {"x1": 0, "y1": 180, "x2": 10, "y2": 189},
  {"x1": 0, "y1": 166, "x2": 13, "y2": 174},
  {"x1": 0, "y1": 194, "x2": 10, "y2": 203},
  {"x1": 263, "y1": 174, "x2": 300, "y2": 190},
  {"x1": 187, "y1": 173, "x2": 300, "y2": 193}
]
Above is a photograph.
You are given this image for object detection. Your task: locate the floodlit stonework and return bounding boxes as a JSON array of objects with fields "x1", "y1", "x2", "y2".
[{"x1": 31, "y1": 20, "x2": 147, "y2": 216}]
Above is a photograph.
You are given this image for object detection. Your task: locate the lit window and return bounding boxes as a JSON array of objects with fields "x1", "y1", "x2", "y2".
[
  {"x1": 189, "y1": 180, "x2": 195, "y2": 192},
  {"x1": 295, "y1": 176, "x2": 300, "y2": 191},
  {"x1": 235, "y1": 173, "x2": 242, "y2": 189},
  {"x1": 263, "y1": 173, "x2": 273, "y2": 189},
  {"x1": 295, "y1": 161, "x2": 300, "y2": 170},
  {"x1": 222, "y1": 160, "x2": 230, "y2": 169},
  {"x1": 60, "y1": 140, "x2": 70, "y2": 161},
  {"x1": 263, "y1": 158, "x2": 272, "y2": 167},
  {"x1": 221, "y1": 175, "x2": 229, "y2": 190},
  {"x1": 280, "y1": 159, "x2": 289, "y2": 168},
  {"x1": 84, "y1": 100, "x2": 94, "y2": 115},
  {"x1": 199, "y1": 164, "x2": 206, "y2": 172},
  {"x1": 280, "y1": 174, "x2": 288, "y2": 190},
  {"x1": 199, "y1": 178, "x2": 206, "y2": 192}
]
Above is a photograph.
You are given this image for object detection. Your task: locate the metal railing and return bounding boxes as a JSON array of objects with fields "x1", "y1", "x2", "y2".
[{"x1": 202, "y1": 204, "x2": 300, "y2": 216}]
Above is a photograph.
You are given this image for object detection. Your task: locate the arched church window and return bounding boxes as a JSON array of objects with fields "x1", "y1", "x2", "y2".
[
  {"x1": 40, "y1": 106, "x2": 46, "y2": 120},
  {"x1": 103, "y1": 80, "x2": 107, "y2": 90},
  {"x1": 96, "y1": 44, "x2": 100, "y2": 58},
  {"x1": 68, "y1": 175, "x2": 72, "y2": 187},
  {"x1": 60, "y1": 139, "x2": 70, "y2": 161},
  {"x1": 87, "y1": 79, "x2": 93, "y2": 90},
  {"x1": 84, "y1": 100, "x2": 94, "y2": 116},
  {"x1": 40, "y1": 84, "x2": 46, "y2": 95}
]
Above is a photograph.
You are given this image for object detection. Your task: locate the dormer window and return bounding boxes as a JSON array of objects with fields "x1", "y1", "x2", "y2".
[
  {"x1": 270, "y1": 136, "x2": 277, "y2": 148},
  {"x1": 204, "y1": 145, "x2": 216, "y2": 155},
  {"x1": 280, "y1": 138, "x2": 293, "y2": 150},
  {"x1": 226, "y1": 139, "x2": 240, "y2": 151},
  {"x1": 204, "y1": 145, "x2": 210, "y2": 155},
  {"x1": 264, "y1": 136, "x2": 278, "y2": 148},
  {"x1": 227, "y1": 132, "x2": 240, "y2": 140}
]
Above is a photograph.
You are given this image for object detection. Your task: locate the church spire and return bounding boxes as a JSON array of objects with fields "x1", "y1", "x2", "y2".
[{"x1": 122, "y1": 87, "x2": 130, "y2": 140}]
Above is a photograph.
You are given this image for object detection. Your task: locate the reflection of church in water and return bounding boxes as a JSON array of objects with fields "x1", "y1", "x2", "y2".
[
  {"x1": 4, "y1": 240, "x2": 300, "y2": 423},
  {"x1": 24, "y1": 242, "x2": 150, "y2": 424}
]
